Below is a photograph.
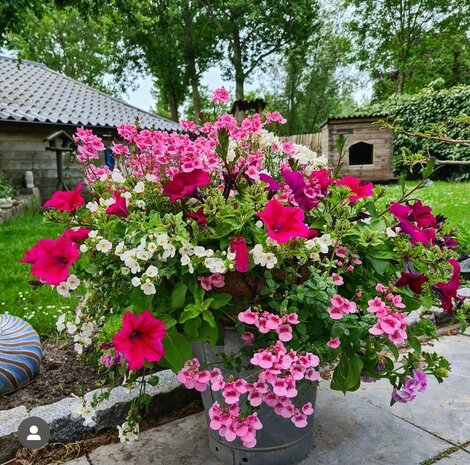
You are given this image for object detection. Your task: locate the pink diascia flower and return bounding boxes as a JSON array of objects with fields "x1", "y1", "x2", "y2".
[
  {"x1": 112, "y1": 310, "x2": 166, "y2": 370},
  {"x1": 265, "y1": 112, "x2": 287, "y2": 125},
  {"x1": 43, "y1": 184, "x2": 85, "y2": 213},
  {"x1": 211, "y1": 87, "x2": 230, "y2": 104},
  {"x1": 21, "y1": 235, "x2": 79, "y2": 285},
  {"x1": 162, "y1": 169, "x2": 210, "y2": 203},
  {"x1": 327, "y1": 294, "x2": 357, "y2": 320},
  {"x1": 105, "y1": 192, "x2": 130, "y2": 218},
  {"x1": 327, "y1": 337, "x2": 341, "y2": 349},
  {"x1": 230, "y1": 236, "x2": 250, "y2": 272},
  {"x1": 336, "y1": 176, "x2": 374, "y2": 203},
  {"x1": 257, "y1": 199, "x2": 310, "y2": 244},
  {"x1": 198, "y1": 273, "x2": 225, "y2": 291}
]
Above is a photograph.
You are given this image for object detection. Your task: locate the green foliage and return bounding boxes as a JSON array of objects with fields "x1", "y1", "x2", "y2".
[
  {"x1": 369, "y1": 86, "x2": 470, "y2": 180},
  {"x1": 7, "y1": 4, "x2": 122, "y2": 94},
  {"x1": 0, "y1": 171, "x2": 15, "y2": 199},
  {"x1": 346, "y1": 0, "x2": 470, "y2": 99}
]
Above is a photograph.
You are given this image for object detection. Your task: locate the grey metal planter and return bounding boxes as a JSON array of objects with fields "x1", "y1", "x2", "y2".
[{"x1": 193, "y1": 330, "x2": 317, "y2": 465}]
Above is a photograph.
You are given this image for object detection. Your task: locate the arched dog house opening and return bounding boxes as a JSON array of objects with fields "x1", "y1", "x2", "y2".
[{"x1": 349, "y1": 141, "x2": 373, "y2": 165}]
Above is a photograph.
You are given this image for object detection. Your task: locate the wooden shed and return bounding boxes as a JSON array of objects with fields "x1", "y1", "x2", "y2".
[
  {"x1": 320, "y1": 114, "x2": 394, "y2": 181},
  {"x1": 0, "y1": 56, "x2": 179, "y2": 201}
]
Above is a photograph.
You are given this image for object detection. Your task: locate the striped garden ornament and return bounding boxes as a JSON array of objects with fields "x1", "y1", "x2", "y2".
[{"x1": 0, "y1": 314, "x2": 43, "y2": 394}]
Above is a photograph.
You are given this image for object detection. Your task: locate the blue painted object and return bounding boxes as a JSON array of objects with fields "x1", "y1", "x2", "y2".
[{"x1": 0, "y1": 314, "x2": 43, "y2": 394}]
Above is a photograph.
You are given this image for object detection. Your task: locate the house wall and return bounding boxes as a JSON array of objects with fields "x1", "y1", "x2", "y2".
[
  {"x1": 321, "y1": 119, "x2": 394, "y2": 181},
  {"x1": 0, "y1": 122, "x2": 110, "y2": 202}
]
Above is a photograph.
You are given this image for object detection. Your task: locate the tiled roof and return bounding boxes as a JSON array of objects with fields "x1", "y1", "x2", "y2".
[
  {"x1": 0, "y1": 56, "x2": 179, "y2": 131},
  {"x1": 320, "y1": 112, "x2": 390, "y2": 127}
]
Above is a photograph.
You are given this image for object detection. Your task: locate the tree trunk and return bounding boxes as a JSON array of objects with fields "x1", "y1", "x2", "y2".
[
  {"x1": 183, "y1": 5, "x2": 202, "y2": 124},
  {"x1": 450, "y1": 46, "x2": 460, "y2": 87},
  {"x1": 168, "y1": 87, "x2": 179, "y2": 122},
  {"x1": 397, "y1": 69, "x2": 405, "y2": 95},
  {"x1": 232, "y1": 24, "x2": 244, "y2": 100}
]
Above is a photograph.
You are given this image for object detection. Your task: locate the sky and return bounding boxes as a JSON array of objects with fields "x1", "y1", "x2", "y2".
[{"x1": 123, "y1": 65, "x2": 373, "y2": 114}]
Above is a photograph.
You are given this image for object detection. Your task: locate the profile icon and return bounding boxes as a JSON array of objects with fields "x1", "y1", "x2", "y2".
[
  {"x1": 18, "y1": 417, "x2": 50, "y2": 449},
  {"x1": 26, "y1": 425, "x2": 41, "y2": 441}
]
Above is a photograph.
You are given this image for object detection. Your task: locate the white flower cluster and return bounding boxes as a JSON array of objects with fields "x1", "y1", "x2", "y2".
[
  {"x1": 290, "y1": 144, "x2": 328, "y2": 174},
  {"x1": 305, "y1": 233, "x2": 333, "y2": 259},
  {"x1": 250, "y1": 244, "x2": 278, "y2": 269},
  {"x1": 56, "y1": 274, "x2": 81, "y2": 297},
  {"x1": 117, "y1": 421, "x2": 139, "y2": 443},
  {"x1": 73, "y1": 401, "x2": 96, "y2": 427},
  {"x1": 56, "y1": 305, "x2": 94, "y2": 354},
  {"x1": 178, "y1": 242, "x2": 234, "y2": 274}
]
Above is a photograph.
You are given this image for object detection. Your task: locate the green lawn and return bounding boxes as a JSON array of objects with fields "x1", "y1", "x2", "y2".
[
  {"x1": 0, "y1": 209, "x2": 76, "y2": 337},
  {"x1": 0, "y1": 181, "x2": 468, "y2": 337}
]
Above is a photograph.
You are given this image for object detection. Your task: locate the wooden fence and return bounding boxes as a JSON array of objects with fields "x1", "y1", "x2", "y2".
[{"x1": 287, "y1": 133, "x2": 322, "y2": 153}]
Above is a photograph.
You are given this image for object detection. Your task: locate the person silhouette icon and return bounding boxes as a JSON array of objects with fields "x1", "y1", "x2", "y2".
[{"x1": 26, "y1": 425, "x2": 41, "y2": 441}]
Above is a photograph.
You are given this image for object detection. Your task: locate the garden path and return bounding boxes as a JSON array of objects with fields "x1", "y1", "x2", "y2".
[{"x1": 59, "y1": 332, "x2": 470, "y2": 465}]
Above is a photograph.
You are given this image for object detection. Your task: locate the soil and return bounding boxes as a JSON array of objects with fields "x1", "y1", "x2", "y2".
[{"x1": 0, "y1": 341, "x2": 102, "y2": 411}]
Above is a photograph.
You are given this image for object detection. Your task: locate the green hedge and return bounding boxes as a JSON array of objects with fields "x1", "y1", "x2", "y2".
[{"x1": 372, "y1": 86, "x2": 470, "y2": 180}]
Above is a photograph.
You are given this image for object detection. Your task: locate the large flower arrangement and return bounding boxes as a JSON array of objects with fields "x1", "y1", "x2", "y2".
[{"x1": 23, "y1": 89, "x2": 462, "y2": 445}]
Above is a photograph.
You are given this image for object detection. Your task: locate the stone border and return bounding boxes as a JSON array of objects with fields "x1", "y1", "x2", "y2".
[
  {"x1": 0, "y1": 370, "x2": 196, "y2": 463},
  {"x1": 0, "y1": 191, "x2": 40, "y2": 224}
]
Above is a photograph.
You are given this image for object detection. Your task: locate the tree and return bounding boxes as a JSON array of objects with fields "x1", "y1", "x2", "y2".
[
  {"x1": 105, "y1": 0, "x2": 218, "y2": 122},
  {"x1": 198, "y1": 0, "x2": 321, "y2": 100},
  {"x1": 346, "y1": 0, "x2": 470, "y2": 99},
  {"x1": 0, "y1": 1, "x2": 46, "y2": 46},
  {"x1": 266, "y1": 26, "x2": 356, "y2": 135},
  {"x1": 6, "y1": 4, "x2": 121, "y2": 94}
]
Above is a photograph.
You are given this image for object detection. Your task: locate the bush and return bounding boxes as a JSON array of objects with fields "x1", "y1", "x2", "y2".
[
  {"x1": 0, "y1": 171, "x2": 15, "y2": 199},
  {"x1": 371, "y1": 86, "x2": 470, "y2": 180}
]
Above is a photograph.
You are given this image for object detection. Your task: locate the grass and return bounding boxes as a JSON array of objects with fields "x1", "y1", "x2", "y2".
[
  {"x1": 0, "y1": 181, "x2": 468, "y2": 337},
  {"x1": 0, "y1": 209, "x2": 76, "y2": 337}
]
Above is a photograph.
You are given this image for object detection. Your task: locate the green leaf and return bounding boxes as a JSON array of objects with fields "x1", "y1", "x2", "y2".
[
  {"x1": 368, "y1": 257, "x2": 389, "y2": 274},
  {"x1": 408, "y1": 336, "x2": 421, "y2": 353},
  {"x1": 184, "y1": 317, "x2": 202, "y2": 338},
  {"x1": 162, "y1": 330, "x2": 192, "y2": 372},
  {"x1": 179, "y1": 304, "x2": 202, "y2": 324},
  {"x1": 154, "y1": 313, "x2": 177, "y2": 330},
  {"x1": 147, "y1": 375, "x2": 159, "y2": 387},
  {"x1": 170, "y1": 283, "x2": 187, "y2": 311},
  {"x1": 130, "y1": 288, "x2": 153, "y2": 313},
  {"x1": 330, "y1": 352, "x2": 363, "y2": 393},
  {"x1": 202, "y1": 311, "x2": 216, "y2": 327},
  {"x1": 211, "y1": 293, "x2": 232, "y2": 309},
  {"x1": 386, "y1": 340, "x2": 400, "y2": 360}
]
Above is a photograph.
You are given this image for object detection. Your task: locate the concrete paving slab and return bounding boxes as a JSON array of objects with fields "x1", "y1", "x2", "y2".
[
  {"x1": 435, "y1": 449, "x2": 470, "y2": 465},
  {"x1": 353, "y1": 334, "x2": 470, "y2": 446},
  {"x1": 57, "y1": 457, "x2": 90, "y2": 465}
]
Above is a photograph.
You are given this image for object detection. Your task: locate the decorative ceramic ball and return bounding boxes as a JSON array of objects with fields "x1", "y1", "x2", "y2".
[{"x1": 0, "y1": 314, "x2": 43, "y2": 394}]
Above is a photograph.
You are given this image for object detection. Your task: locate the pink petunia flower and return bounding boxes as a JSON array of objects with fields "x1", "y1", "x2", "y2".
[
  {"x1": 105, "y1": 192, "x2": 130, "y2": 218},
  {"x1": 257, "y1": 199, "x2": 310, "y2": 244},
  {"x1": 44, "y1": 184, "x2": 85, "y2": 213},
  {"x1": 162, "y1": 169, "x2": 210, "y2": 203},
  {"x1": 112, "y1": 310, "x2": 166, "y2": 370},
  {"x1": 230, "y1": 236, "x2": 250, "y2": 272},
  {"x1": 434, "y1": 259, "x2": 461, "y2": 312},
  {"x1": 21, "y1": 235, "x2": 80, "y2": 285},
  {"x1": 337, "y1": 175, "x2": 374, "y2": 202}
]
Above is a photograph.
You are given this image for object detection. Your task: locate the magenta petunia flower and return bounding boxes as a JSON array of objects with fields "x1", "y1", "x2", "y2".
[
  {"x1": 62, "y1": 227, "x2": 91, "y2": 243},
  {"x1": 257, "y1": 199, "x2": 310, "y2": 244},
  {"x1": 162, "y1": 169, "x2": 210, "y2": 203},
  {"x1": 230, "y1": 236, "x2": 250, "y2": 272},
  {"x1": 309, "y1": 168, "x2": 335, "y2": 195},
  {"x1": 282, "y1": 171, "x2": 319, "y2": 210},
  {"x1": 113, "y1": 310, "x2": 166, "y2": 370},
  {"x1": 105, "y1": 192, "x2": 130, "y2": 218},
  {"x1": 336, "y1": 175, "x2": 374, "y2": 202},
  {"x1": 396, "y1": 271, "x2": 429, "y2": 294},
  {"x1": 43, "y1": 184, "x2": 85, "y2": 213},
  {"x1": 185, "y1": 207, "x2": 208, "y2": 225},
  {"x1": 434, "y1": 259, "x2": 461, "y2": 312},
  {"x1": 22, "y1": 235, "x2": 79, "y2": 285},
  {"x1": 259, "y1": 173, "x2": 281, "y2": 191},
  {"x1": 390, "y1": 200, "x2": 438, "y2": 245}
]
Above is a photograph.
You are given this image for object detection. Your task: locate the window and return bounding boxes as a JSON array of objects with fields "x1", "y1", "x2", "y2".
[{"x1": 349, "y1": 141, "x2": 373, "y2": 165}]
